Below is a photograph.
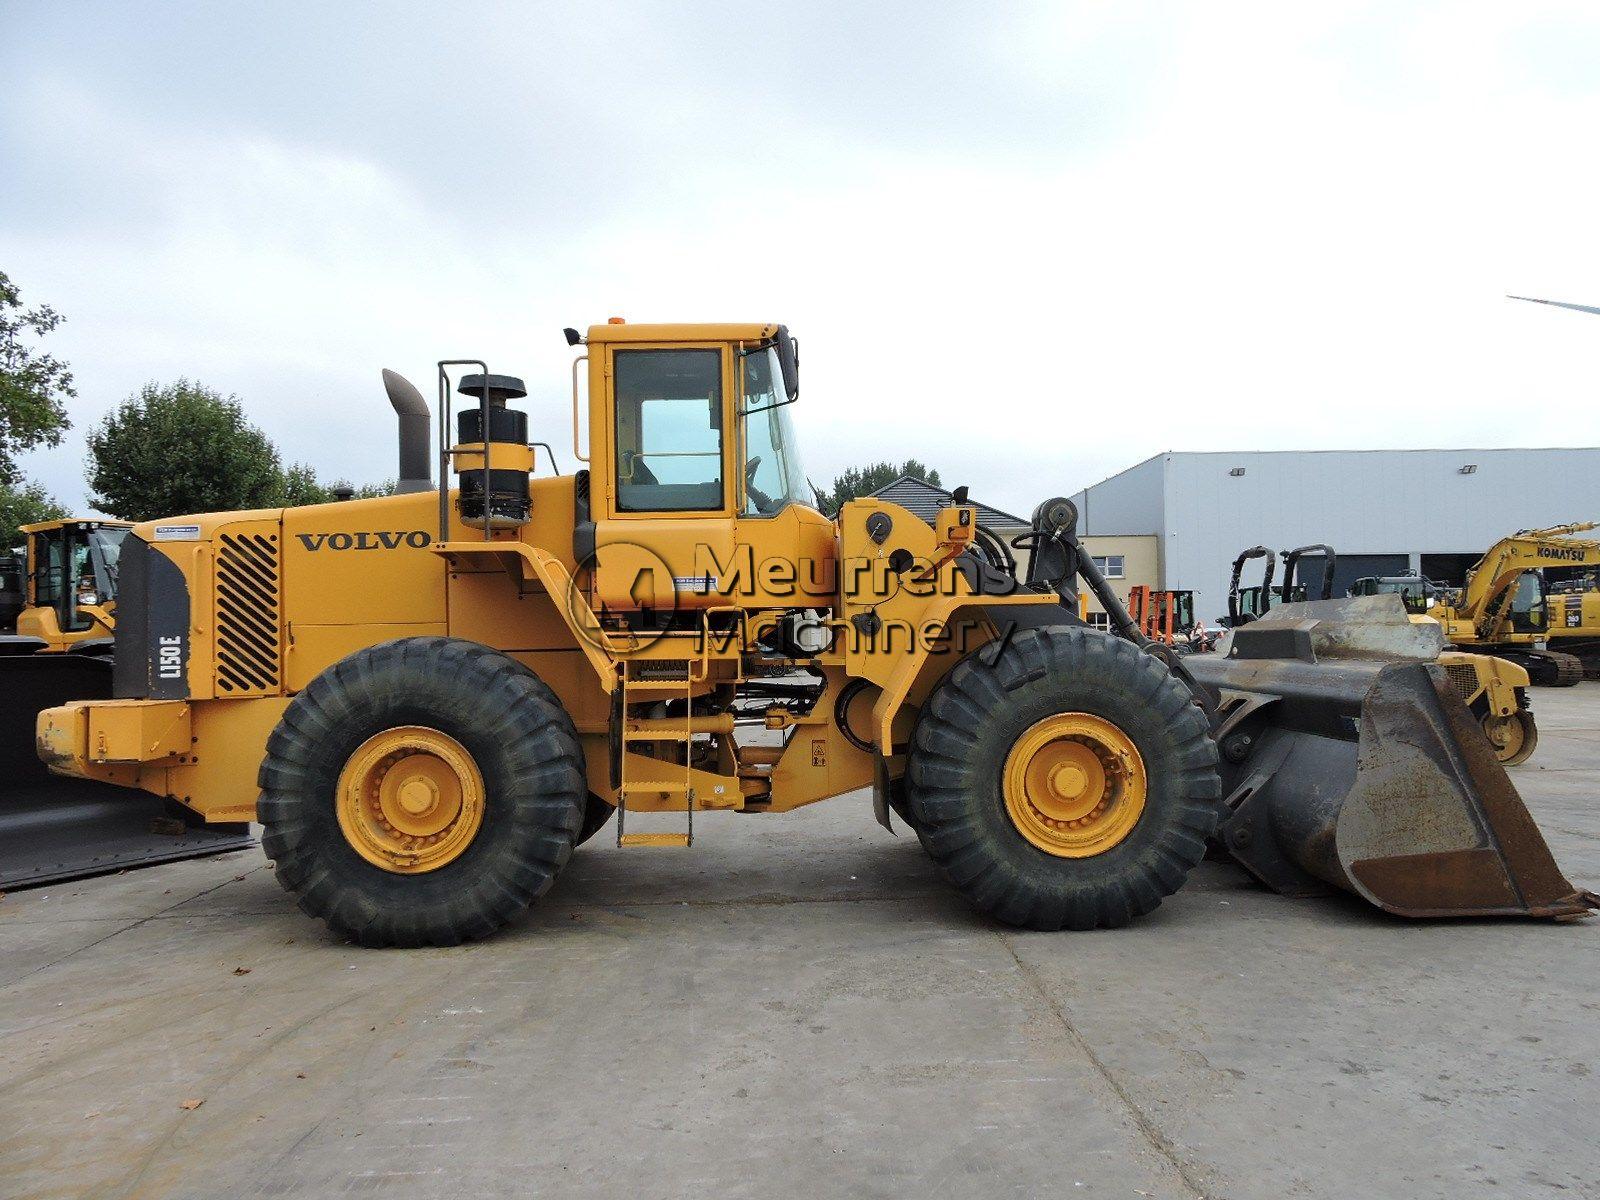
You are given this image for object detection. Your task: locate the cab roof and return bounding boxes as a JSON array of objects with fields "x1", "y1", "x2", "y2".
[
  {"x1": 19, "y1": 518, "x2": 133, "y2": 535},
  {"x1": 583, "y1": 321, "x2": 781, "y2": 345}
]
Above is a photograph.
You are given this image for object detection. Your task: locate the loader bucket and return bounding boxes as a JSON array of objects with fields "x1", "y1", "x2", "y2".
[
  {"x1": 0, "y1": 652, "x2": 255, "y2": 889},
  {"x1": 1186, "y1": 596, "x2": 1595, "y2": 919}
]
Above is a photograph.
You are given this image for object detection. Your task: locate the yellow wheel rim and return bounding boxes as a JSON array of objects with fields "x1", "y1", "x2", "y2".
[
  {"x1": 1481, "y1": 713, "x2": 1524, "y2": 764},
  {"x1": 336, "y1": 726, "x2": 485, "y2": 873},
  {"x1": 1002, "y1": 713, "x2": 1147, "y2": 858}
]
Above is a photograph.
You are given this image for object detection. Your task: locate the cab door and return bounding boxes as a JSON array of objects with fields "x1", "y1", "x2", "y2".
[{"x1": 590, "y1": 343, "x2": 737, "y2": 616}]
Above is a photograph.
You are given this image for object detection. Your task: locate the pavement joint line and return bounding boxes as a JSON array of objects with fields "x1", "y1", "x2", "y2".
[
  {"x1": 997, "y1": 931, "x2": 1213, "y2": 1200},
  {"x1": 4, "y1": 865, "x2": 270, "y2": 984},
  {"x1": 554, "y1": 889, "x2": 949, "y2": 910},
  {"x1": 0, "y1": 888, "x2": 952, "y2": 932},
  {"x1": 1545, "y1": 826, "x2": 1600, "y2": 843}
]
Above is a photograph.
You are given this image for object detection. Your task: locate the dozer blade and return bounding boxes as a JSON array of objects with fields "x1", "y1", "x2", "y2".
[
  {"x1": 1187, "y1": 596, "x2": 1596, "y2": 919},
  {"x1": 0, "y1": 652, "x2": 255, "y2": 889}
]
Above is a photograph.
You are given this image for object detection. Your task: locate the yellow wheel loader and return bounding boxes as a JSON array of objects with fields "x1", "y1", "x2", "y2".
[
  {"x1": 34, "y1": 322, "x2": 1596, "y2": 945},
  {"x1": 1234, "y1": 544, "x2": 1538, "y2": 766},
  {"x1": 0, "y1": 518, "x2": 257, "y2": 886}
]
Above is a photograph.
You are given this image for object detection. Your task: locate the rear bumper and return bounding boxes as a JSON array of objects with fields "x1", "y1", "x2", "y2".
[{"x1": 37, "y1": 699, "x2": 191, "y2": 778}]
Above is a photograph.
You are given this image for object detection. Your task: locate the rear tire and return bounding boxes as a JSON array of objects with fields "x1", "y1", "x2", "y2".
[
  {"x1": 259, "y1": 637, "x2": 586, "y2": 947},
  {"x1": 908, "y1": 626, "x2": 1220, "y2": 930}
]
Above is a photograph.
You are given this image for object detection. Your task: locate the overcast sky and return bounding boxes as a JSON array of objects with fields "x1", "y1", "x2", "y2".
[{"x1": 5, "y1": 1, "x2": 1600, "y2": 519}]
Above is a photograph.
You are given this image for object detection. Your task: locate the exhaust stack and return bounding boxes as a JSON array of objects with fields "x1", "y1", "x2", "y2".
[{"x1": 382, "y1": 369, "x2": 433, "y2": 494}]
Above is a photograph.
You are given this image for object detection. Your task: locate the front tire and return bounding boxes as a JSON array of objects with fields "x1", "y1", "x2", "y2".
[
  {"x1": 259, "y1": 637, "x2": 587, "y2": 947},
  {"x1": 1482, "y1": 709, "x2": 1538, "y2": 767},
  {"x1": 908, "y1": 626, "x2": 1221, "y2": 930}
]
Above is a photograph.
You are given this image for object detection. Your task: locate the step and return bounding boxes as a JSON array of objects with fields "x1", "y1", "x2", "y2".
[
  {"x1": 618, "y1": 832, "x2": 692, "y2": 848},
  {"x1": 621, "y1": 679, "x2": 698, "y2": 695},
  {"x1": 618, "y1": 782, "x2": 691, "y2": 798},
  {"x1": 624, "y1": 715, "x2": 735, "y2": 741}
]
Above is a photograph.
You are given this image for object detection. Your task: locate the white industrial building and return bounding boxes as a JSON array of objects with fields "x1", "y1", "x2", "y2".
[{"x1": 1070, "y1": 448, "x2": 1600, "y2": 624}]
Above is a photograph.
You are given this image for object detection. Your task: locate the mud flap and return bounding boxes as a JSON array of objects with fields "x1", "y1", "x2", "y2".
[
  {"x1": 0, "y1": 652, "x2": 257, "y2": 889},
  {"x1": 872, "y1": 756, "x2": 894, "y2": 833},
  {"x1": 1189, "y1": 598, "x2": 1595, "y2": 920}
]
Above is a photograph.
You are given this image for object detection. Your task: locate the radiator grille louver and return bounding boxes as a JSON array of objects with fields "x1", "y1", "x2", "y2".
[
  {"x1": 215, "y1": 532, "x2": 281, "y2": 694},
  {"x1": 1444, "y1": 662, "x2": 1480, "y2": 703}
]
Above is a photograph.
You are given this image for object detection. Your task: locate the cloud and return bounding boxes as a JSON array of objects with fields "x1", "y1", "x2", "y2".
[{"x1": 4, "y1": 1, "x2": 1600, "y2": 520}]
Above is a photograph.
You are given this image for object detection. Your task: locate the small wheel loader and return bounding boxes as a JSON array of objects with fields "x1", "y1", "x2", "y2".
[
  {"x1": 1422, "y1": 524, "x2": 1600, "y2": 687},
  {"x1": 0, "y1": 518, "x2": 255, "y2": 886},
  {"x1": 35, "y1": 322, "x2": 1596, "y2": 945},
  {"x1": 1230, "y1": 544, "x2": 1538, "y2": 766}
]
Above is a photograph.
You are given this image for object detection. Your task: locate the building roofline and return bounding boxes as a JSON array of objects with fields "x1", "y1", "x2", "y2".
[
  {"x1": 1148, "y1": 446, "x2": 1600, "y2": 458},
  {"x1": 1073, "y1": 444, "x2": 1600, "y2": 497},
  {"x1": 1071, "y1": 451, "x2": 1170, "y2": 496}
]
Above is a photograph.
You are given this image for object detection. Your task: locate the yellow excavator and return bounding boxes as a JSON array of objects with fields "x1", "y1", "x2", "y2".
[
  {"x1": 1415, "y1": 524, "x2": 1600, "y2": 687},
  {"x1": 31, "y1": 321, "x2": 1595, "y2": 944},
  {"x1": 1, "y1": 518, "x2": 254, "y2": 886}
]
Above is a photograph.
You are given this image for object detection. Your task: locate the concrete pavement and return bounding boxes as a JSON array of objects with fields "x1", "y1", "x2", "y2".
[{"x1": 2, "y1": 688, "x2": 1597, "y2": 1200}]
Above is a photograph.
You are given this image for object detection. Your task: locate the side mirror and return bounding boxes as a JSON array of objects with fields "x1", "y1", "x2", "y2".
[{"x1": 775, "y1": 326, "x2": 799, "y2": 400}]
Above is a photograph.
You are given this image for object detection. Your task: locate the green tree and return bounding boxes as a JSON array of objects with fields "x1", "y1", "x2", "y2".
[
  {"x1": 324, "y1": 477, "x2": 400, "y2": 501},
  {"x1": 823, "y1": 458, "x2": 942, "y2": 515},
  {"x1": 0, "y1": 480, "x2": 68, "y2": 550},
  {"x1": 273, "y1": 463, "x2": 333, "y2": 507},
  {"x1": 85, "y1": 380, "x2": 287, "y2": 520},
  {"x1": 0, "y1": 271, "x2": 76, "y2": 486}
]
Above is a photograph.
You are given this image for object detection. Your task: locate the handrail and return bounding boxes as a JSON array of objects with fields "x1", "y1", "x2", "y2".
[{"x1": 571, "y1": 355, "x2": 590, "y2": 463}]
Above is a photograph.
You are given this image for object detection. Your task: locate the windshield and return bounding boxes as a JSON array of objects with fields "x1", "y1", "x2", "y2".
[
  {"x1": 1362, "y1": 577, "x2": 1436, "y2": 610},
  {"x1": 88, "y1": 526, "x2": 127, "y2": 591},
  {"x1": 739, "y1": 346, "x2": 810, "y2": 516}
]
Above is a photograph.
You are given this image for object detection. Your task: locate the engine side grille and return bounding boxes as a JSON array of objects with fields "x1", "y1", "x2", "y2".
[
  {"x1": 1444, "y1": 661, "x2": 1481, "y2": 703},
  {"x1": 215, "y1": 531, "x2": 282, "y2": 695}
]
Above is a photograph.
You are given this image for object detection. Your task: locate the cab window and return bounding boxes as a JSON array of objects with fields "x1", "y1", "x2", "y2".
[
  {"x1": 32, "y1": 530, "x2": 66, "y2": 610},
  {"x1": 614, "y1": 349, "x2": 724, "y2": 512},
  {"x1": 1509, "y1": 572, "x2": 1546, "y2": 633}
]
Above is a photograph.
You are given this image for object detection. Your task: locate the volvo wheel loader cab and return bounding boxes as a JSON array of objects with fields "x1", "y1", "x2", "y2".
[{"x1": 37, "y1": 321, "x2": 1594, "y2": 946}]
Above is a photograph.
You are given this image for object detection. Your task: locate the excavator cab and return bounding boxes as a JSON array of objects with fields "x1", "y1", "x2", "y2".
[{"x1": 1506, "y1": 572, "x2": 1548, "y2": 634}]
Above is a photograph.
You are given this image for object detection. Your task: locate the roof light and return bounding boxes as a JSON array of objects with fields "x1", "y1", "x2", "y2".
[
  {"x1": 607, "y1": 316, "x2": 626, "y2": 325},
  {"x1": 1229, "y1": 467, "x2": 1246, "y2": 477},
  {"x1": 1459, "y1": 464, "x2": 1477, "y2": 475}
]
